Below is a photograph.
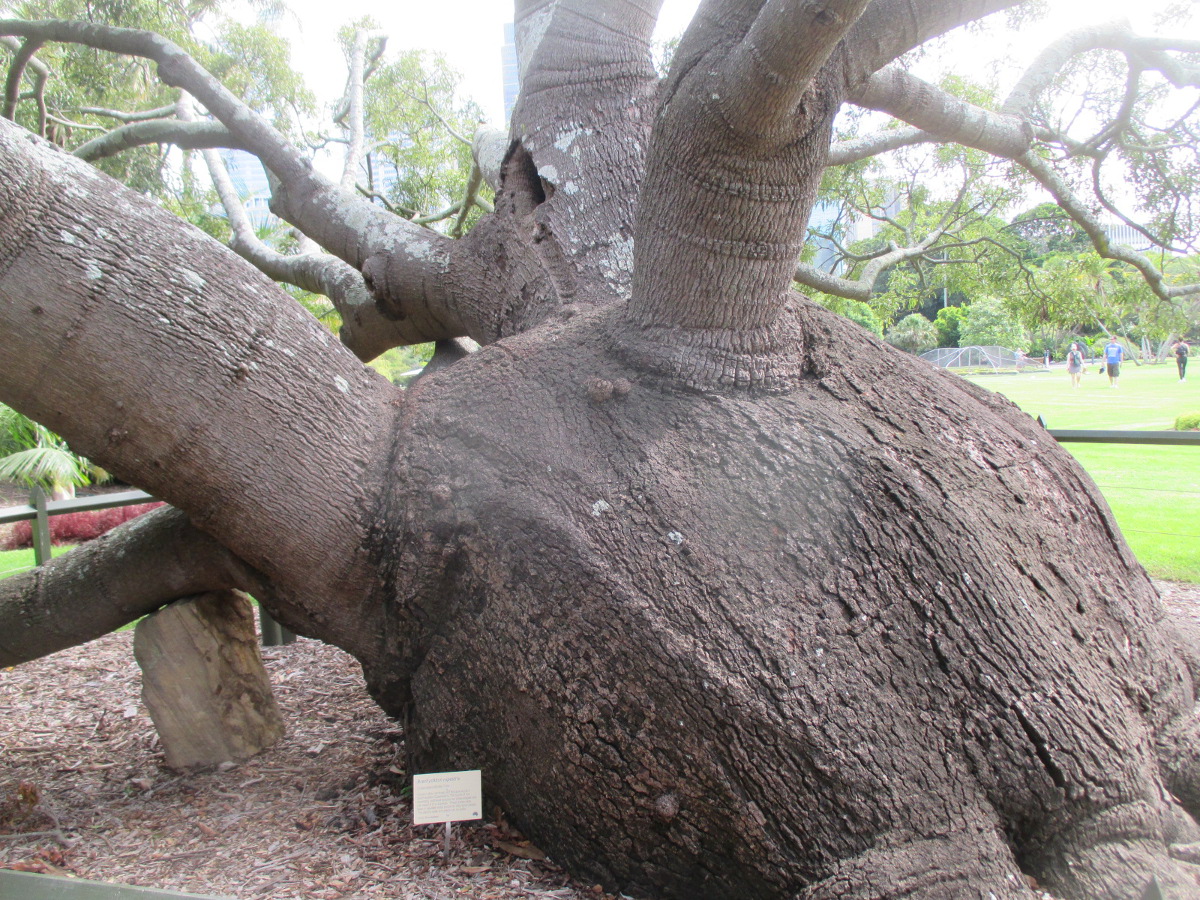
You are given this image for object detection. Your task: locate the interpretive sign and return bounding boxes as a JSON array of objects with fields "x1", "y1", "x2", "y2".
[{"x1": 412, "y1": 770, "x2": 483, "y2": 825}]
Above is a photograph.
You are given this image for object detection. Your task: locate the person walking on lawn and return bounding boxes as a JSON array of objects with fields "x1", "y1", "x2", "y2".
[{"x1": 1104, "y1": 337, "x2": 1124, "y2": 387}]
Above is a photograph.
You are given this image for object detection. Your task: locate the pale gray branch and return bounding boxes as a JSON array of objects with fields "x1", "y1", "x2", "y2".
[
  {"x1": 851, "y1": 67, "x2": 1033, "y2": 158},
  {"x1": 73, "y1": 118, "x2": 249, "y2": 160},
  {"x1": 70, "y1": 103, "x2": 175, "y2": 122},
  {"x1": 472, "y1": 126, "x2": 507, "y2": 191},
  {"x1": 827, "y1": 125, "x2": 935, "y2": 166},
  {"x1": 794, "y1": 227, "x2": 946, "y2": 301},
  {"x1": 184, "y1": 95, "x2": 417, "y2": 362},
  {"x1": 845, "y1": 0, "x2": 1023, "y2": 84},
  {"x1": 1017, "y1": 150, "x2": 1200, "y2": 300},
  {"x1": 1003, "y1": 22, "x2": 1200, "y2": 117},
  {"x1": 0, "y1": 19, "x2": 469, "y2": 344}
]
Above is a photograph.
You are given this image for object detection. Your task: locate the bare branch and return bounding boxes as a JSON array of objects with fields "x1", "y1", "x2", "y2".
[
  {"x1": 1003, "y1": 22, "x2": 1200, "y2": 117},
  {"x1": 845, "y1": 0, "x2": 1023, "y2": 84},
  {"x1": 451, "y1": 162, "x2": 484, "y2": 238},
  {"x1": 1016, "y1": 149, "x2": 1200, "y2": 300},
  {"x1": 340, "y1": 29, "x2": 379, "y2": 192},
  {"x1": 182, "y1": 96, "x2": 422, "y2": 362},
  {"x1": 412, "y1": 200, "x2": 463, "y2": 226},
  {"x1": 45, "y1": 112, "x2": 105, "y2": 131},
  {"x1": 795, "y1": 217, "x2": 949, "y2": 301},
  {"x1": 73, "y1": 118, "x2": 250, "y2": 161},
  {"x1": 472, "y1": 126, "x2": 507, "y2": 191},
  {"x1": 827, "y1": 125, "x2": 935, "y2": 166},
  {"x1": 3, "y1": 37, "x2": 42, "y2": 120},
  {"x1": 68, "y1": 103, "x2": 176, "y2": 122}
]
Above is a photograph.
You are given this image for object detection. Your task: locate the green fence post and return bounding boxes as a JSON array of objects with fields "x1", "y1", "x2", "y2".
[
  {"x1": 258, "y1": 608, "x2": 295, "y2": 646},
  {"x1": 259, "y1": 605, "x2": 281, "y2": 646},
  {"x1": 30, "y1": 485, "x2": 51, "y2": 566}
]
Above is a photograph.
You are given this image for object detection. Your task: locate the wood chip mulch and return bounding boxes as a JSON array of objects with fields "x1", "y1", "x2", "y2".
[
  {"x1": 3, "y1": 581, "x2": 1199, "y2": 899},
  {"x1": 0, "y1": 633, "x2": 608, "y2": 900}
]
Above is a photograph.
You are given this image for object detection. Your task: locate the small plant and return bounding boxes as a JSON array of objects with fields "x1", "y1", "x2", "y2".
[
  {"x1": 1175, "y1": 412, "x2": 1200, "y2": 431},
  {"x1": 0, "y1": 781, "x2": 41, "y2": 829}
]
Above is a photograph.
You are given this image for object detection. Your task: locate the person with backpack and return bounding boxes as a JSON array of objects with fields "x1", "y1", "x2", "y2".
[
  {"x1": 1066, "y1": 342, "x2": 1084, "y2": 389},
  {"x1": 1175, "y1": 339, "x2": 1190, "y2": 382}
]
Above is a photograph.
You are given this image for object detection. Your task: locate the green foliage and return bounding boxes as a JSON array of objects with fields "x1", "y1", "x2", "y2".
[
  {"x1": 934, "y1": 305, "x2": 966, "y2": 348},
  {"x1": 959, "y1": 296, "x2": 1027, "y2": 349},
  {"x1": 2, "y1": 0, "x2": 311, "y2": 199},
  {"x1": 201, "y1": 20, "x2": 315, "y2": 136},
  {"x1": 1176, "y1": 412, "x2": 1200, "y2": 431},
  {"x1": 808, "y1": 295, "x2": 883, "y2": 336},
  {"x1": 1008, "y1": 202, "x2": 1091, "y2": 258},
  {"x1": 369, "y1": 344, "x2": 435, "y2": 384},
  {"x1": 0, "y1": 404, "x2": 110, "y2": 496},
  {"x1": 885, "y1": 312, "x2": 938, "y2": 354},
  {"x1": 339, "y1": 22, "x2": 488, "y2": 231}
]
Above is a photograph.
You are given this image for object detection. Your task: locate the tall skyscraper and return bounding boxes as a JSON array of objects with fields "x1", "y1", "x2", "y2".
[{"x1": 502, "y1": 22, "x2": 519, "y2": 122}]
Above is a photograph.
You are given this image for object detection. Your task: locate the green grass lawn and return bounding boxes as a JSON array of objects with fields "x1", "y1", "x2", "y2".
[
  {"x1": 966, "y1": 361, "x2": 1200, "y2": 583},
  {"x1": 0, "y1": 544, "x2": 73, "y2": 579}
]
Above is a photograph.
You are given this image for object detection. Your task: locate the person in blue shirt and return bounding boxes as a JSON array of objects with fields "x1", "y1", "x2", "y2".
[{"x1": 1103, "y1": 337, "x2": 1124, "y2": 387}]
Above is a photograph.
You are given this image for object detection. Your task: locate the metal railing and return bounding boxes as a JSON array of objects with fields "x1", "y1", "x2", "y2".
[
  {"x1": 1042, "y1": 426, "x2": 1200, "y2": 446},
  {"x1": 0, "y1": 486, "x2": 294, "y2": 646}
]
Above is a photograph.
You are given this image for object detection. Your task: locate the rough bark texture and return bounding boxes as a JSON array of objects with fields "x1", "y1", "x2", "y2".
[
  {"x1": 359, "y1": 301, "x2": 1200, "y2": 898},
  {"x1": 3, "y1": 2, "x2": 1200, "y2": 899},
  {"x1": 133, "y1": 591, "x2": 284, "y2": 771}
]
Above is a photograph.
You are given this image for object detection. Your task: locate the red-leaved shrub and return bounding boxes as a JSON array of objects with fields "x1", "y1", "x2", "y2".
[{"x1": 0, "y1": 502, "x2": 164, "y2": 550}]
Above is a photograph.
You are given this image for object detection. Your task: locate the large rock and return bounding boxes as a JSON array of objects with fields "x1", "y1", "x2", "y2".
[{"x1": 133, "y1": 591, "x2": 284, "y2": 770}]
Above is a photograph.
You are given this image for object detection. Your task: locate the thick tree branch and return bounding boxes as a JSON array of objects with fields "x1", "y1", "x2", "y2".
[
  {"x1": 472, "y1": 126, "x2": 507, "y2": 191},
  {"x1": 72, "y1": 118, "x2": 250, "y2": 161},
  {"x1": 0, "y1": 119, "x2": 397, "y2": 652},
  {"x1": 339, "y1": 29, "x2": 379, "y2": 192},
  {"x1": 495, "y1": 0, "x2": 662, "y2": 307},
  {"x1": 182, "y1": 98, "x2": 418, "y2": 362},
  {"x1": 0, "y1": 19, "x2": 471, "y2": 345},
  {"x1": 0, "y1": 507, "x2": 266, "y2": 666},
  {"x1": 845, "y1": 0, "x2": 1023, "y2": 84},
  {"x1": 851, "y1": 66, "x2": 1033, "y2": 158},
  {"x1": 1003, "y1": 22, "x2": 1200, "y2": 117},
  {"x1": 713, "y1": 0, "x2": 873, "y2": 138}
]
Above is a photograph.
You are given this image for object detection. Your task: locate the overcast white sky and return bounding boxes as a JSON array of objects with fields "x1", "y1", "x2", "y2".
[{"x1": 272, "y1": 0, "x2": 1193, "y2": 126}]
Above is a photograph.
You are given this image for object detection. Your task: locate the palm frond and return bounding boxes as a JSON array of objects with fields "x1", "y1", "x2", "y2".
[{"x1": 0, "y1": 447, "x2": 89, "y2": 491}]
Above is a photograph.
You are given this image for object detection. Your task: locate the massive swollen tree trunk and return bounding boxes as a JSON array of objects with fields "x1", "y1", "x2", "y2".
[{"x1": 3, "y1": 1, "x2": 1200, "y2": 897}]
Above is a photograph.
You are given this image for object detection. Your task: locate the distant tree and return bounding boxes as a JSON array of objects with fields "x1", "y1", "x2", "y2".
[
  {"x1": 960, "y1": 296, "x2": 1028, "y2": 349},
  {"x1": 934, "y1": 304, "x2": 967, "y2": 347}
]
